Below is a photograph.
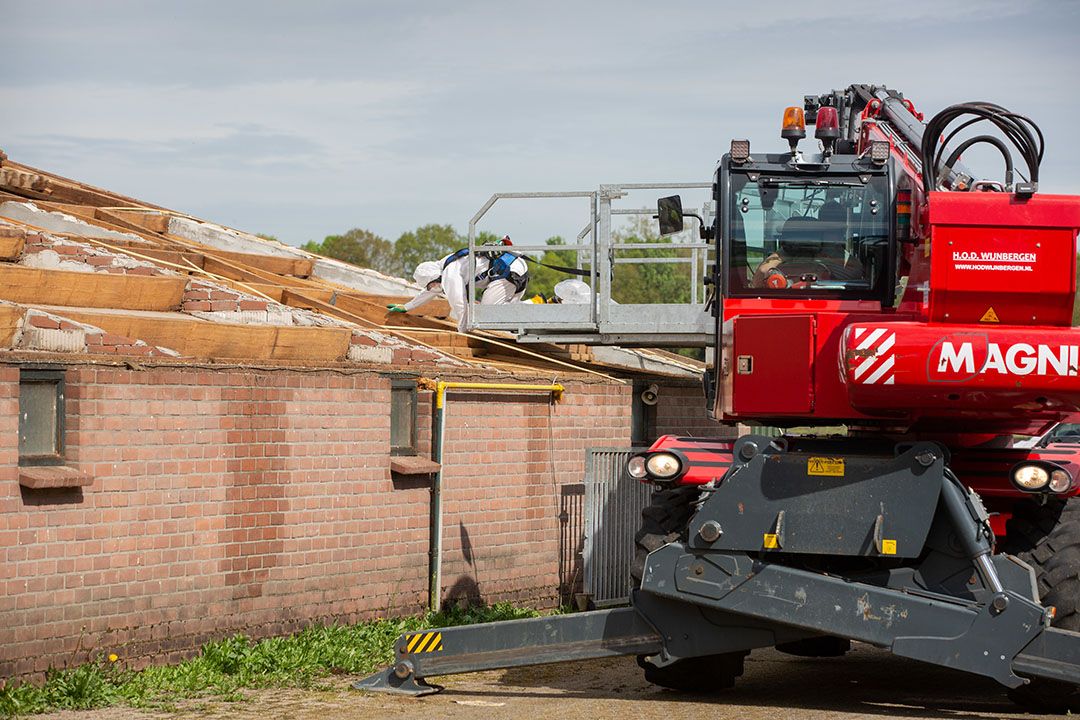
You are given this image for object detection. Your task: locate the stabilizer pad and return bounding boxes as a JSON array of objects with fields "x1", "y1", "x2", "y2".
[{"x1": 353, "y1": 667, "x2": 442, "y2": 696}]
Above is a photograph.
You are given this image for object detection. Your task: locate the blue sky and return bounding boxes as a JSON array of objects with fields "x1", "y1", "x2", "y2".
[{"x1": 4, "y1": 0, "x2": 1079, "y2": 248}]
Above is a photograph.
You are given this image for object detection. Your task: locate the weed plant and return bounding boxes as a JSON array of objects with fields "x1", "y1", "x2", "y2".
[{"x1": 0, "y1": 602, "x2": 537, "y2": 717}]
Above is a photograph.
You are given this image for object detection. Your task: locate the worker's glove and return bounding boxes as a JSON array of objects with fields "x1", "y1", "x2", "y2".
[{"x1": 386, "y1": 304, "x2": 407, "y2": 313}]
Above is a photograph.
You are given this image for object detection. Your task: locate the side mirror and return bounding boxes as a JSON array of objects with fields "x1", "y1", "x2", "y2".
[{"x1": 657, "y1": 195, "x2": 684, "y2": 236}]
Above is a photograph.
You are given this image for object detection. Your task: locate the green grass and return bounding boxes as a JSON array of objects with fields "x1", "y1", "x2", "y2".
[{"x1": 0, "y1": 602, "x2": 538, "y2": 717}]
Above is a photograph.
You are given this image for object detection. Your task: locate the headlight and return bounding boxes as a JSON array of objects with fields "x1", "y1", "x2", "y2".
[
  {"x1": 627, "y1": 456, "x2": 647, "y2": 479},
  {"x1": 1049, "y1": 469, "x2": 1074, "y2": 493},
  {"x1": 645, "y1": 452, "x2": 682, "y2": 479},
  {"x1": 1012, "y1": 464, "x2": 1051, "y2": 491},
  {"x1": 1011, "y1": 462, "x2": 1075, "y2": 493}
]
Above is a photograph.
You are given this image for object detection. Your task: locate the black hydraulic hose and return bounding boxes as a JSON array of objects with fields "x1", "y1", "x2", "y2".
[
  {"x1": 1003, "y1": 109, "x2": 1045, "y2": 164},
  {"x1": 935, "y1": 119, "x2": 1031, "y2": 181},
  {"x1": 942, "y1": 135, "x2": 1014, "y2": 187},
  {"x1": 940, "y1": 468, "x2": 992, "y2": 559},
  {"x1": 975, "y1": 101, "x2": 1044, "y2": 163},
  {"x1": 921, "y1": 102, "x2": 1043, "y2": 191},
  {"x1": 936, "y1": 117, "x2": 982, "y2": 165}
]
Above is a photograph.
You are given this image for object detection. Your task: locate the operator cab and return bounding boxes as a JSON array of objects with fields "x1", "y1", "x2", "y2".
[
  {"x1": 658, "y1": 104, "x2": 900, "y2": 306},
  {"x1": 726, "y1": 167, "x2": 892, "y2": 299},
  {"x1": 657, "y1": 103, "x2": 907, "y2": 423}
]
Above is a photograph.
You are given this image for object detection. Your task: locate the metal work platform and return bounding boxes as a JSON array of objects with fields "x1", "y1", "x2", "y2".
[{"x1": 464, "y1": 183, "x2": 715, "y2": 347}]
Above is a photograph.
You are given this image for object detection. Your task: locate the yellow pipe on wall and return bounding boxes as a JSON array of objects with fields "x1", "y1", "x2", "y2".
[
  {"x1": 418, "y1": 378, "x2": 564, "y2": 409},
  {"x1": 417, "y1": 377, "x2": 564, "y2": 611}
]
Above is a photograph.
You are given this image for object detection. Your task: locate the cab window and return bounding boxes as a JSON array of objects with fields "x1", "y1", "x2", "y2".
[{"x1": 728, "y1": 173, "x2": 890, "y2": 298}]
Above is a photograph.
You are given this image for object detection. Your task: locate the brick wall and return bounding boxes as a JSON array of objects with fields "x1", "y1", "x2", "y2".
[
  {"x1": 434, "y1": 385, "x2": 631, "y2": 607},
  {"x1": 0, "y1": 362, "x2": 630, "y2": 677},
  {"x1": 653, "y1": 381, "x2": 733, "y2": 439},
  {"x1": 21, "y1": 232, "x2": 169, "y2": 276}
]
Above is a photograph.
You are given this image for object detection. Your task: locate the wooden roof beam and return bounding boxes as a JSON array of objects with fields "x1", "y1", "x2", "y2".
[
  {"x1": 0, "y1": 266, "x2": 187, "y2": 311},
  {"x1": 280, "y1": 289, "x2": 482, "y2": 365},
  {"x1": 47, "y1": 205, "x2": 168, "y2": 245},
  {"x1": 0, "y1": 162, "x2": 170, "y2": 211},
  {"x1": 0, "y1": 226, "x2": 26, "y2": 261},
  {"x1": 96, "y1": 209, "x2": 171, "y2": 234},
  {"x1": 201, "y1": 248, "x2": 314, "y2": 278},
  {"x1": 30, "y1": 306, "x2": 352, "y2": 362},
  {"x1": 328, "y1": 292, "x2": 452, "y2": 330},
  {"x1": 0, "y1": 304, "x2": 25, "y2": 347}
]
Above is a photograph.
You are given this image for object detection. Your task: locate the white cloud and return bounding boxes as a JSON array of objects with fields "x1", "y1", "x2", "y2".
[{"x1": 5, "y1": 79, "x2": 422, "y2": 148}]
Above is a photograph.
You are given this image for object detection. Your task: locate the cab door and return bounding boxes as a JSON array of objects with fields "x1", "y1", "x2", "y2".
[{"x1": 730, "y1": 314, "x2": 815, "y2": 416}]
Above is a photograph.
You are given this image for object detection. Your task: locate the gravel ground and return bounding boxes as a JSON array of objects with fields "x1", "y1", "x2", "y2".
[{"x1": 34, "y1": 645, "x2": 1058, "y2": 720}]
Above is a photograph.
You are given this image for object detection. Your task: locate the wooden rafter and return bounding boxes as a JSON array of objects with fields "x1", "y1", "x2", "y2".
[
  {"x1": 280, "y1": 289, "x2": 486, "y2": 366},
  {"x1": 0, "y1": 304, "x2": 24, "y2": 346},
  {"x1": 0, "y1": 266, "x2": 187, "y2": 311},
  {"x1": 32, "y1": 306, "x2": 352, "y2": 362}
]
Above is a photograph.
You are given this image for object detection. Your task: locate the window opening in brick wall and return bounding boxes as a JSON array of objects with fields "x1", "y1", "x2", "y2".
[
  {"x1": 19, "y1": 369, "x2": 65, "y2": 466},
  {"x1": 390, "y1": 380, "x2": 418, "y2": 455}
]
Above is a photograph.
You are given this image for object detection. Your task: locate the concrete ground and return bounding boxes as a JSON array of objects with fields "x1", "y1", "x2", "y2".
[{"x1": 37, "y1": 645, "x2": 1058, "y2": 720}]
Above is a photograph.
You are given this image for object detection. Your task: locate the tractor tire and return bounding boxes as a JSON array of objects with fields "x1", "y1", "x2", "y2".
[
  {"x1": 631, "y1": 485, "x2": 748, "y2": 692},
  {"x1": 637, "y1": 651, "x2": 748, "y2": 692},
  {"x1": 629, "y1": 485, "x2": 699, "y2": 587},
  {"x1": 1002, "y1": 496, "x2": 1080, "y2": 714}
]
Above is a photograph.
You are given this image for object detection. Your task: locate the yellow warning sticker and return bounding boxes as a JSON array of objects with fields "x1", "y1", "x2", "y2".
[
  {"x1": 881, "y1": 539, "x2": 898, "y2": 555},
  {"x1": 807, "y1": 457, "x2": 845, "y2": 477},
  {"x1": 980, "y1": 307, "x2": 1000, "y2": 323},
  {"x1": 403, "y1": 631, "x2": 443, "y2": 654},
  {"x1": 763, "y1": 533, "x2": 779, "y2": 549}
]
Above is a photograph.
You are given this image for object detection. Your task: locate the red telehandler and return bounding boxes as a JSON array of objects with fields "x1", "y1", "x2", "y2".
[{"x1": 358, "y1": 85, "x2": 1080, "y2": 713}]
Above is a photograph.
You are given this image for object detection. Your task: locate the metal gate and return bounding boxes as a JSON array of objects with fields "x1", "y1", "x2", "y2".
[{"x1": 583, "y1": 448, "x2": 652, "y2": 607}]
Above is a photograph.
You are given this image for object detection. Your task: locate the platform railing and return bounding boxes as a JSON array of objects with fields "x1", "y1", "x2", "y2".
[{"x1": 465, "y1": 182, "x2": 715, "y2": 346}]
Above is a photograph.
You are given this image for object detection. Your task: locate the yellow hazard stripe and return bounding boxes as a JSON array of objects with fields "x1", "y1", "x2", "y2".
[
  {"x1": 415, "y1": 632, "x2": 437, "y2": 653},
  {"x1": 404, "y1": 631, "x2": 443, "y2": 654}
]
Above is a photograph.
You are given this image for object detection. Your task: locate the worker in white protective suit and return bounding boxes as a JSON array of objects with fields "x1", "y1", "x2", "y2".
[{"x1": 387, "y1": 238, "x2": 529, "y2": 333}]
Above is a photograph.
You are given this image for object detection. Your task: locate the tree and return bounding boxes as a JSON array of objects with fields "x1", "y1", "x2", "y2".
[
  {"x1": 393, "y1": 224, "x2": 463, "y2": 279},
  {"x1": 518, "y1": 221, "x2": 698, "y2": 303},
  {"x1": 302, "y1": 228, "x2": 397, "y2": 275},
  {"x1": 610, "y1": 216, "x2": 693, "y2": 304}
]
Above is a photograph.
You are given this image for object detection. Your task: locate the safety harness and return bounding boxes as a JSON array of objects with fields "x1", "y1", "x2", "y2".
[{"x1": 441, "y1": 248, "x2": 529, "y2": 292}]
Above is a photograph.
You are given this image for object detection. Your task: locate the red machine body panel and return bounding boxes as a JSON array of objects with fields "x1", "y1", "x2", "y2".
[
  {"x1": 731, "y1": 315, "x2": 814, "y2": 415},
  {"x1": 719, "y1": 299, "x2": 901, "y2": 422},
  {"x1": 927, "y1": 192, "x2": 1080, "y2": 326},
  {"x1": 842, "y1": 322, "x2": 1080, "y2": 434},
  {"x1": 646, "y1": 435, "x2": 733, "y2": 486}
]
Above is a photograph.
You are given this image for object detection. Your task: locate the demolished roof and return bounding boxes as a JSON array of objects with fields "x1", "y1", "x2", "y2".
[{"x1": 0, "y1": 152, "x2": 703, "y2": 381}]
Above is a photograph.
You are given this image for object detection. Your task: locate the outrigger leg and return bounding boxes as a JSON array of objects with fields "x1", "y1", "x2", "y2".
[{"x1": 354, "y1": 607, "x2": 662, "y2": 696}]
